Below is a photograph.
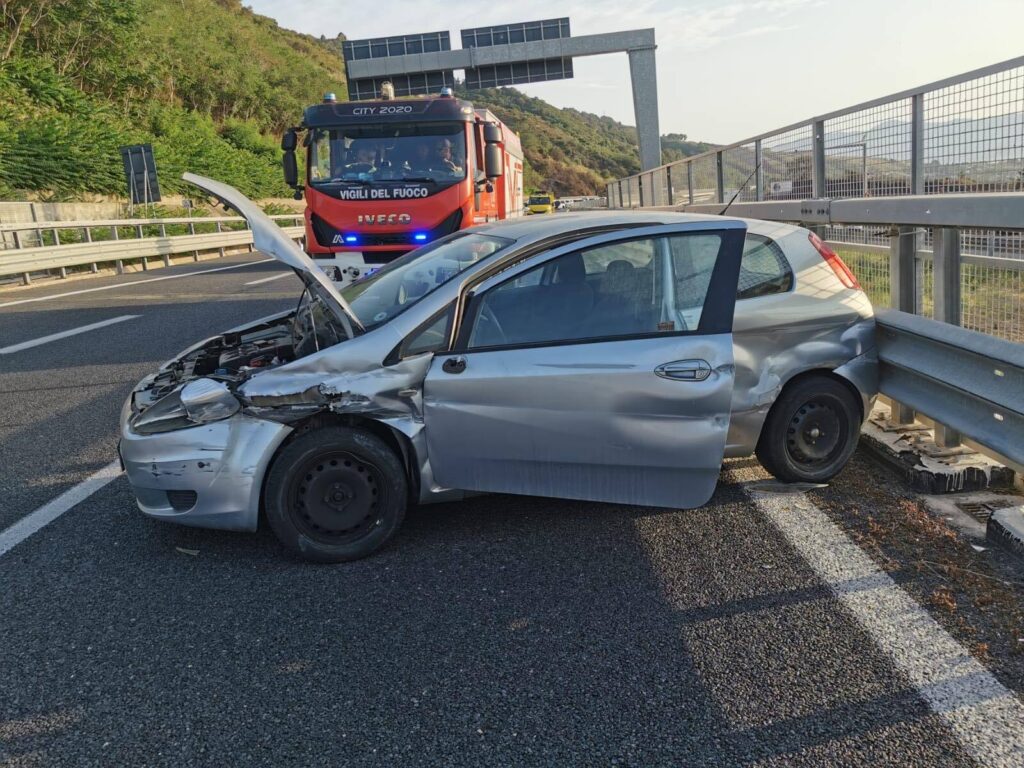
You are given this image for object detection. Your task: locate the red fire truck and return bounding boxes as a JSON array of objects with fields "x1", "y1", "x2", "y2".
[{"x1": 281, "y1": 88, "x2": 524, "y2": 282}]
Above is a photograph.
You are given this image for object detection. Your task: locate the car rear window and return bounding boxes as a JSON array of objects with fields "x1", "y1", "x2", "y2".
[{"x1": 737, "y1": 235, "x2": 793, "y2": 300}]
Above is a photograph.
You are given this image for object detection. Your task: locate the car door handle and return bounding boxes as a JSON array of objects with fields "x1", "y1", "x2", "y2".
[
  {"x1": 442, "y1": 356, "x2": 467, "y2": 374},
  {"x1": 655, "y1": 359, "x2": 711, "y2": 381}
]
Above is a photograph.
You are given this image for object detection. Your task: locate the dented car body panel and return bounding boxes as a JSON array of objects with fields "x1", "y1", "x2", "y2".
[
  {"x1": 120, "y1": 415, "x2": 292, "y2": 531},
  {"x1": 119, "y1": 175, "x2": 877, "y2": 533}
]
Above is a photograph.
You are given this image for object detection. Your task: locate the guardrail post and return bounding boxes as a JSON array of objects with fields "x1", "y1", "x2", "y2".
[
  {"x1": 21, "y1": 272, "x2": 31, "y2": 286},
  {"x1": 59, "y1": 267, "x2": 67, "y2": 279},
  {"x1": 189, "y1": 220, "x2": 200, "y2": 260},
  {"x1": 87, "y1": 224, "x2": 99, "y2": 271},
  {"x1": 755, "y1": 139, "x2": 764, "y2": 201},
  {"x1": 666, "y1": 165, "x2": 674, "y2": 206},
  {"x1": 812, "y1": 119, "x2": 826, "y2": 197},
  {"x1": 715, "y1": 151, "x2": 725, "y2": 205},
  {"x1": 137, "y1": 222, "x2": 148, "y2": 270},
  {"x1": 216, "y1": 221, "x2": 226, "y2": 257},
  {"x1": 932, "y1": 227, "x2": 963, "y2": 447},
  {"x1": 686, "y1": 162, "x2": 694, "y2": 205},
  {"x1": 110, "y1": 224, "x2": 123, "y2": 274},
  {"x1": 889, "y1": 225, "x2": 919, "y2": 424},
  {"x1": 12, "y1": 230, "x2": 21, "y2": 249},
  {"x1": 159, "y1": 223, "x2": 171, "y2": 266}
]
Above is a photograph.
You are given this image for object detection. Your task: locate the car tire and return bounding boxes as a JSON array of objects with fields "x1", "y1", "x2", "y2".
[
  {"x1": 264, "y1": 427, "x2": 407, "y2": 563},
  {"x1": 755, "y1": 375, "x2": 861, "y2": 484}
]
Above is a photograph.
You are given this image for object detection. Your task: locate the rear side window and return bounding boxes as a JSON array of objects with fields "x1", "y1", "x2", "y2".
[{"x1": 737, "y1": 235, "x2": 793, "y2": 300}]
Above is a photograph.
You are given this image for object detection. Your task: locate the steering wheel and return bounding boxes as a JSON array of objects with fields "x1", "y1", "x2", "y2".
[{"x1": 476, "y1": 303, "x2": 508, "y2": 346}]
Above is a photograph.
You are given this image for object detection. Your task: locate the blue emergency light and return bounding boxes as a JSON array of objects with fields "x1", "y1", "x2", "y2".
[
  {"x1": 344, "y1": 235, "x2": 359, "y2": 244},
  {"x1": 413, "y1": 233, "x2": 428, "y2": 242}
]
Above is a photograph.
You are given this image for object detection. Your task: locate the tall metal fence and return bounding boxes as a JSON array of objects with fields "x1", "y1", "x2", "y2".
[
  {"x1": 610, "y1": 55, "x2": 1024, "y2": 211},
  {"x1": 607, "y1": 55, "x2": 1024, "y2": 345}
]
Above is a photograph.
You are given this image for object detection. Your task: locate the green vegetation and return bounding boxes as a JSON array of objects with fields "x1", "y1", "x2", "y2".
[
  {"x1": 462, "y1": 89, "x2": 715, "y2": 195},
  {"x1": 0, "y1": 0, "x2": 345, "y2": 200},
  {"x1": 0, "y1": 0, "x2": 710, "y2": 200}
]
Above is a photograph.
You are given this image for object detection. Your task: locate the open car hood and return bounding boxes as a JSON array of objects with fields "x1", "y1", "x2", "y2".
[{"x1": 183, "y1": 173, "x2": 363, "y2": 338}]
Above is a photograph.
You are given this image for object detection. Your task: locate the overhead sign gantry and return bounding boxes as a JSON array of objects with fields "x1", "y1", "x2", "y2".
[{"x1": 341, "y1": 18, "x2": 662, "y2": 171}]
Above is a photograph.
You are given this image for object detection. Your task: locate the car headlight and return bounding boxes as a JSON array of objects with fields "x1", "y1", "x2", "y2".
[
  {"x1": 179, "y1": 378, "x2": 240, "y2": 424},
  {"x1": 131, "y1": 379, "x2": 239, "y2": 435}
]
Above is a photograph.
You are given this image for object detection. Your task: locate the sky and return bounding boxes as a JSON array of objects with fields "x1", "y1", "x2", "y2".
[{"x1": 246, "y1": 0, "x2": 1024, "y2": 144}]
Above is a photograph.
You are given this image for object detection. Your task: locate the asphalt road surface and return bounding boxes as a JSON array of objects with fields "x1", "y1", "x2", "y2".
[{"x1": 1, "y1": 256, "x2": 1022, "y2": 767}]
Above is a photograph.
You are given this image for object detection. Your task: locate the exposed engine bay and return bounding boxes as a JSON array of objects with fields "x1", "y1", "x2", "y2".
[{"x1": 133, "y1": 288, "x2": 348, "y2": 413}]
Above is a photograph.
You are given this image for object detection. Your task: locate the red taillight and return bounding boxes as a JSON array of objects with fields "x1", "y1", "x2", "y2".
[{"x1": 808, "y1": 231, "x2": 861, "y2": 290}]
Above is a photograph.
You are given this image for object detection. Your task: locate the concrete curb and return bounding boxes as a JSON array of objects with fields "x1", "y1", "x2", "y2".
[
  {"x1": 861, "y1": 413, "x2": 1015, "y2": 494},
  {"x1": 987, "y1": 506, "x2": 1024, "y2": 560}
]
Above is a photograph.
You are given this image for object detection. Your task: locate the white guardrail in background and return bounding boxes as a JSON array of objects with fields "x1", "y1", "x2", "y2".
[{"x1": 0, "y1": 215, "x2": 304, "y2": 284}]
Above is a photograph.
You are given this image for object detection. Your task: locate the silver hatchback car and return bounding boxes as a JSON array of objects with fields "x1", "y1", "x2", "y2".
[{"x1": 120, "y1": 175, "x2": 876, "y2": 562}]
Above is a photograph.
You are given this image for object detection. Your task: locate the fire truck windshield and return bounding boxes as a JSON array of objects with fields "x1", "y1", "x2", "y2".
[{"x1": 309, "y1": 123, "x2": 468, "y2": 186}]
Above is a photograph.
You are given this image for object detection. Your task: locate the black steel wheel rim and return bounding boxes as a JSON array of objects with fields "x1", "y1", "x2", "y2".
[
  {"x1": 287, "y1": 451, "x2": 385, "y2": 544},
  {"x1": 785, "y1": 395, "x2": 846, "y2": 468}
]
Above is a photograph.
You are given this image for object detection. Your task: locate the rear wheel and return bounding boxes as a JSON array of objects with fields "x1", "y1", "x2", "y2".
[
  {"x1": 264, "y1": 427, "x2": 406, "y2": 563},
  {"x1": 756, "y1": 376, "x2": 861, "y2": 483}
]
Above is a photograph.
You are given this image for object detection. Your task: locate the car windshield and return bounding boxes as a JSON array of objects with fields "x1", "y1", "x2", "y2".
[
  {"x1": 309, "y1": 123, "x2": 468, "y2": 185},
  {"x1": 528, "y1": 196, "x2": 551, "y2": 205},
  {"x1": 340, "y1": 233, "x2": 514, "y2": 330}
]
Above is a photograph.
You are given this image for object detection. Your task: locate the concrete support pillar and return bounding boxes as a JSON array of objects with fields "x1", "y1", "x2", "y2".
[{"x1": 627, "y1": 47, "x2": 661, "y2": 171}]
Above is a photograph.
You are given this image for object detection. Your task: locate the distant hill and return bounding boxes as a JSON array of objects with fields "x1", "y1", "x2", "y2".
[
  {"x1": 0, "y1": 0, "x2": 711, "y2": 200},
  {"x1": 456, "y1": 87, "x2": 714, "y2": 195}
]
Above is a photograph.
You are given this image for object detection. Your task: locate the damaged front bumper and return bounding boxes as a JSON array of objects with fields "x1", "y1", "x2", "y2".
[{"x1": 119, "y1": 402, "x2": 292, "y2": 531}]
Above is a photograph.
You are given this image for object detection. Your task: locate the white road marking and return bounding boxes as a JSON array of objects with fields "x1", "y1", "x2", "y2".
[
  {"x1": 244, "y1": 272, "x2": 291, "y2": 286},
  {"x1": 0, "y1": 314, "x2": 140, "y2": 354},
  {"x1": 0, "y1": 259, "x2": 273, "y2": 308},
  {"x1": 0, "y1": 461, "x2": 121, "y2": 558},
  {"x1": 752, "y1": 489, "x2": 1024, "y2": 767}
]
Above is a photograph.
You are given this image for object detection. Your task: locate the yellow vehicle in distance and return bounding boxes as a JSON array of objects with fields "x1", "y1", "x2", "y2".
[{"x1": 526, "y1": 192, "x2": 555, "y2": 214}]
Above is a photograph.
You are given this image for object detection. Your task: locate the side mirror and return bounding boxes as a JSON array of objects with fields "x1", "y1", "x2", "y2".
[
  {"x1": 283, "y1": 150, "x2": 298, "y2": 188},
  {"x1": 483, "y1": 123, "x2": 502, "y2": 144},
  {"x1": 484, "y1": 143, "x2": 503, "y2": 180},
  {"x1": 282, "y1": 129, "x2": 299, "y2": 189}
]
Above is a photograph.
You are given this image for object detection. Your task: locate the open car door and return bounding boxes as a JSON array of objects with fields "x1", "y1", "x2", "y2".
[{"x1": 421, "y1": 221, "x2": 747, "y2": 509}]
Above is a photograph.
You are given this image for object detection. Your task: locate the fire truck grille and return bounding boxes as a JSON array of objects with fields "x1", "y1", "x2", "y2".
[{"x1": 311, "y1": 209, "x2": 464, "y2": 248}]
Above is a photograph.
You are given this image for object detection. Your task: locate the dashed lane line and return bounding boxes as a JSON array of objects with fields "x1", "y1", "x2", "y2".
[
  {"x1": 752, "y1": 488, "x2": 1024, "y2": 767},
  {"x1": 0, "y1": 461, "x2": 122, "y2": 558},
  {"x1": 0, "y1": 259, "x2": 273, "y2": 308},
  {"x1": 0, "y1": 314, "x2": 140, "y2": 354}
]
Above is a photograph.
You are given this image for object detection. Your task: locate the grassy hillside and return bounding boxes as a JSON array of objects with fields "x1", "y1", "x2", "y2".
[
  {"x1": 0, "y1": 1, "x2": 710, "y2": 200},
  {"x1": 0, "y1": 0, "x2": 346, "y2": 200},
  {"x1": 459, "y1": 86, "x2": 648, "y2": 195},
  {"x1": 462, "y1": 87, "x2": 716, "y2": 194}
]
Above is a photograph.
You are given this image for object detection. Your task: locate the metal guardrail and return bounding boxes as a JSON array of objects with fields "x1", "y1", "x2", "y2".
[
  {"x1": 629, "y1": 190, "x2": 1024, "y2": 468},
  {"x1": 876, "y1": 309, "x2": 1024, "y2": 468},
  {"x1": 0, "y1": 215, "x2": 304, "y2": 284}
]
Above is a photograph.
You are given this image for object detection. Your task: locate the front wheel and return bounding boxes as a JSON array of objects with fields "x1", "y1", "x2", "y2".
[
  {"x1": 264, "y1": 427, "x2": 407, "y2": 563},
  {"x1": 756, "y1": 376, "x2": 861, "y2": 484}
]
